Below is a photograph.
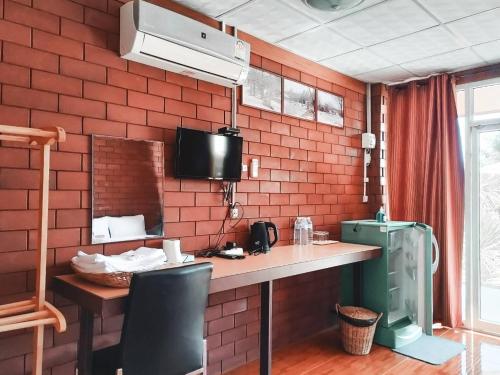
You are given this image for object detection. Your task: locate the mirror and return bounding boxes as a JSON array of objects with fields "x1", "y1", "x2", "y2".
[{"x1": 92, "y1": 135, "x2": 164, "y2": 244}]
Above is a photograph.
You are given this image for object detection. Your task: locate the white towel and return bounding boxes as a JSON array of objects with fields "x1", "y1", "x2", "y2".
[{"x1": 72, "y1": 247, "x2": 166, "y2": 274}]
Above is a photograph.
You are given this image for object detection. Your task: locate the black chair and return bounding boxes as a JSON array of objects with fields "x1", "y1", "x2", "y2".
[{"x1": 92, "y1": 263, "x2": 213, "y2": 375}]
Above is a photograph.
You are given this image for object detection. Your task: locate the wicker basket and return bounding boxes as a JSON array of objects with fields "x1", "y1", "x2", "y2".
[
  {"x1": 336, "y1": 304, "x2": 382, "y2": 355},
  {"x1": 71, "y1": 264, "x2": 132, "y2": 288}
]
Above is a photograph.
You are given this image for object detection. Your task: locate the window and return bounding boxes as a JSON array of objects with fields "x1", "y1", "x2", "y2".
[
  {"x1": 458, "y1": 78, "x2": 500, "y2": 336},
  {"x1": 473, "y1": 84, "x2": 500, "y2": 121}
]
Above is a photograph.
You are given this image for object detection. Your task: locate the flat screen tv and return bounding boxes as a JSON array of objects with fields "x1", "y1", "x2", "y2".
[{"x1": 174, "y1": 127, "x2": 243, "y2": 181}]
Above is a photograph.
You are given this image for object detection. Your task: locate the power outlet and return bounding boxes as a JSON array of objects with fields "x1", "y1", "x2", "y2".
[{"x1": 230, "y1": 207, "x2": 239, "y2": 219}]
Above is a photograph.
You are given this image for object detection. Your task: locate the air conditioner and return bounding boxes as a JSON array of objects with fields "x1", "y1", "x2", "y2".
[{"x1": 120, "y1": 0, "x2": 250, "y2": 87}]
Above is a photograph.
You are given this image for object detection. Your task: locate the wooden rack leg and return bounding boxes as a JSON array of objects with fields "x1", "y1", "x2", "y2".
[
  {"x1": 35, "y1": 144, "x2": 50, "y2": 310},
  {"x1": 33, "y1": 326, "x2": 44, "y2": 375},
  {"x1": 32, "y1": 144, "x2": 51, "y2": 375}
]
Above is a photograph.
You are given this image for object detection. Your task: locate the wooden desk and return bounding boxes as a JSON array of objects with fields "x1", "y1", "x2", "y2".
[{"x1": 53, "y1": 243, "x2": 380, "y2": 375}]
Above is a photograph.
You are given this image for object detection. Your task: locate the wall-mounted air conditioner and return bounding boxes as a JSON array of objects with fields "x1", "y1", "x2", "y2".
[{"x1": 120, "y1": 0, "x2": 251, "y2": 87}]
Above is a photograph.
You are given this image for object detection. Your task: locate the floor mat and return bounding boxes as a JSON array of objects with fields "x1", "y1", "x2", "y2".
[{"x1": 393, "y1": 334, "x2": 465, "y2": 365}]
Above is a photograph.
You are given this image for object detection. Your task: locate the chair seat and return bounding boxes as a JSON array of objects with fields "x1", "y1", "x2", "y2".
[{"x1": 93, "y1": 344, "x2": 121, "y2": 375}]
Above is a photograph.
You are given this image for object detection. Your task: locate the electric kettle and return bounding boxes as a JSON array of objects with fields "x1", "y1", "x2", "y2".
[{"x1": 249, "y1": 221, "x2": 278, "y2": 253}]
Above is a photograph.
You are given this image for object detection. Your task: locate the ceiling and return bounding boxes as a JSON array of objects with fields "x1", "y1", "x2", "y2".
[{"x1": 172, "y1": 0, "x2": 500, "y2": 84}]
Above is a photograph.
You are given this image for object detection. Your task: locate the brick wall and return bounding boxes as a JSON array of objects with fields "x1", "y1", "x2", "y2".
[
  {"x1": 93, "y1": 135, "x2": 164, "y2": 232},
  {"x1": 0, "y1": 0, "x2": 372, "y2": 374}
]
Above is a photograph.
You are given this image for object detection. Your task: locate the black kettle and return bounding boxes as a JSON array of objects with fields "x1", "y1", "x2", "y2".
[{"x1": 250, "y1": 221, "x2": 278, "y2": 253}]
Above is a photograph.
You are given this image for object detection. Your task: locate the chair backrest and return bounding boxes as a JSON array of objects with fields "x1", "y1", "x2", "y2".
[{"x1": 120, "y1": 262, "x2": 213, "y2": 375}]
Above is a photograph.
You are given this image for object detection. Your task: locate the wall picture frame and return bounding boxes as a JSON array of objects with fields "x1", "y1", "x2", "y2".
[
  {"x1": 317, "y1": 89, "x2": 344, "y2": 128},
  {"x1": 283, "y1": 78, "x2": 315, "y2": 121},
  {"x1": 242, "y1": 66, "x2": 282, "y2": 113}
]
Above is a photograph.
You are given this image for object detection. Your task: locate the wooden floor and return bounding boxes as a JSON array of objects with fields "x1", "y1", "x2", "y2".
[{"x1": 227, "y1": 328, "x2": 500, "y2": 374}]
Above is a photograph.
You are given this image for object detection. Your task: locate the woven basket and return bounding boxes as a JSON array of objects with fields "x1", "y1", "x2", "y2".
[
  {"x1": 336, "y1": 304, "x2": 382, "y2": 355},
  {"x1": 71, "y1": 264, "x2": 132, "y2": 288}
]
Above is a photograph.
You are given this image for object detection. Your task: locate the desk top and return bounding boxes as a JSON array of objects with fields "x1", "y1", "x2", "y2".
[{"x1": 53, "y1": 242, "x2": 380, "y2": 313}]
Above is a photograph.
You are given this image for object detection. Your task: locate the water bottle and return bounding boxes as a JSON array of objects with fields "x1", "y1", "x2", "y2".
[
  {"x1": 294, "y1": 217, "x2": 309, "y2": 245},
  {"x1": 306, "y1": 217, "x2": 313, "y2": 245},
  {"x1": 293, "y1": 217, "x2": 303, "y2": 245}
]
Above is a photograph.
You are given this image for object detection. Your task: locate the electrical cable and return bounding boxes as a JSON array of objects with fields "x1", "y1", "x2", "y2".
[
  {"x1": 212, "y1": 201, "x2": 244, "y2": 252},
  {"x1": 197, "y1": 201, "x2": 244, "y2": 257}
]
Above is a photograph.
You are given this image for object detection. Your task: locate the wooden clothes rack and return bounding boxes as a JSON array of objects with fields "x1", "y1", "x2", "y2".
[{"x1": 0, "y1": 125, "x2": 67, "y2": 375}]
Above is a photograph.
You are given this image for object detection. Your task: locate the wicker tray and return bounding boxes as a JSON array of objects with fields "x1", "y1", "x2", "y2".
[{"x1": 71, "y1": 264, "x2": 132, "y2": 288}]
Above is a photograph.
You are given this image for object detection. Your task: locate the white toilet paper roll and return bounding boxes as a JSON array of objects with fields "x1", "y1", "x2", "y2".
[{"x1": 163, "y1": 239, "x2": 183, "y2": 264}]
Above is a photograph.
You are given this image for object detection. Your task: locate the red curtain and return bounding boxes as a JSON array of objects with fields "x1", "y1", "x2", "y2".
[{"x1": 388, "y1": 74, "x2": 464, "y2": 328}]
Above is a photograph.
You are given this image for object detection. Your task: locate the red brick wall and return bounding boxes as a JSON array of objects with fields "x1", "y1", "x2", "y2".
[
  {"x1": 0, "y1": 1, "x2": 371, "y2": 374},
  {"x1": 93, "y1": 136, "x2": 164, "y2": 232}
]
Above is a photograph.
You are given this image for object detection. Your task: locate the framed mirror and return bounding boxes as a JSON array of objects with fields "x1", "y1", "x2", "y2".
[{"x1": 91, "y1": 135, "x2": 164, "y2": 244}]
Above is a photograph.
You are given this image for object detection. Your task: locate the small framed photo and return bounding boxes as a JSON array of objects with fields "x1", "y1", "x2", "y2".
[
  {"x1": 317, "y1": 90, "x2": 344, "y2": 128},
  {"x1": 242, "y1": 67, "x2": 282, "y2": 113},
  {"x1": 283, "y1": 78, "x2": 315, "y2": 121}
]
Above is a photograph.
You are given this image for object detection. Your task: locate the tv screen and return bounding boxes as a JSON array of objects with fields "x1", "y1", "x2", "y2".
[{"x1": 174, "y1": 127, "x2": 243, "y2": 181}]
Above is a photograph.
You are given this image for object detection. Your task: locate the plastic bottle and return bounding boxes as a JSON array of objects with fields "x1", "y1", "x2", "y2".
[
  {"x1": 376, "y1": 206, "x2": 386, "y2": 223},
  {"x1": 306, "y1": 217, "x2": 313, "y2": 245},
  {"x1": 293, "y1": 217, "x2": 302, "y2": 245},
  {"x1": 301, "y1": 218, "x2": 309, "y2": 245},
  {"x1": 294, "y1": 217, "x2": 309, "y2": 245}
]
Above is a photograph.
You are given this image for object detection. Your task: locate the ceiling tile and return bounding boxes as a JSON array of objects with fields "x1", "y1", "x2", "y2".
[
  {"x1": 321, "y1": 49, "x2": 392, "y2": 75},
  {"x1": 415, "y1": 0, "x2": 500, "y2": 23},
  {"x1": 401, "y1": 48, "x2": 485, "y2": 76},
  {"x1": 447, "y1": 8, "x2": 500, "y2": 45},
  {"x1": 219, "y1": 0, "x2": 319, "y2": 43},
  {"x1": 472, "y1": 40, "x2": 500, "y2": 64},
  {"x1": 355, "y1": 65, "x2": 414, "y2": 83},
  {"x1": 278, "y1": 26, "x2": 361, "y2": 61},
  {"x1": 282, "y1": 0, "x2": 385, "y2": 24},
  {"x1": 327, "y1": 0, "x2": 438, "y2": 47},
  {"x1": 368, "y1": 26, "x2": 466, "y2": 64},
  {"x1": 171, "y1": 0, "x2": 499, "y2": 84},
  {"x1": 172, "y1": 0, "x2": 250, "y2": 18}
]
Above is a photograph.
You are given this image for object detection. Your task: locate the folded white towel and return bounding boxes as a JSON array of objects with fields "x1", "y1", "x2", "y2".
[{"x1": 72, "y1": 247, "x2": 166, "y2": 274}]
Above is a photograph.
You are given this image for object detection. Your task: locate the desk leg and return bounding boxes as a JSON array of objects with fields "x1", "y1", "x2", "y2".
[
  {"x1": 77, "y1": 308, "x2": 94, "y2": 375},
  {"x1": 353, "y1": 262, "x2": 362, "y2": 306},
  {"x1": 260, "y1": 280, "x2": 272, "y2": 375}
]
